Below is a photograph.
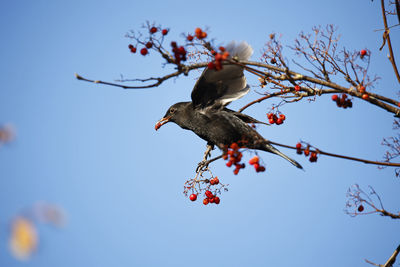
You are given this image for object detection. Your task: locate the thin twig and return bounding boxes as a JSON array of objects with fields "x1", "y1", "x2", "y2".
[{"x1": 380, "y1": 0, "x2": 400, "y2": 83}]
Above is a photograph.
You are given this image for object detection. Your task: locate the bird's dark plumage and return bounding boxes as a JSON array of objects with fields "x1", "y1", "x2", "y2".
[{"x1": 155, "y1": 41, "x2": 302, "y2": 169}]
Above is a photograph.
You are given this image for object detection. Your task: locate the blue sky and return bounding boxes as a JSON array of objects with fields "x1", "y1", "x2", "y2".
[{"x1": 0, "y1": 0, "x2": 399, "y2": 266}]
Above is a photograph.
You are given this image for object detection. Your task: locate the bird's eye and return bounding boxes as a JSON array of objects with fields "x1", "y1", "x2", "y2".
[{"x1": 170, "y1": 108, "x2": 176, "y2": 113}]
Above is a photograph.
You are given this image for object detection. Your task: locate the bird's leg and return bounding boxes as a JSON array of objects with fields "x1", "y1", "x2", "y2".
[
  {"x1": 203, "y1": 144, "x2": 214, "y2": 161},
  {"x1": 196, "y1": 144, "x2": 214, "y2": 172}
]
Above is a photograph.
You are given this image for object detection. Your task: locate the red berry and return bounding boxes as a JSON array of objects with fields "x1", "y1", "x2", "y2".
[
  {"x1": 296, "y1": 143, "x2": 302, "y2": 149},
  {"x1": 162, "y1": 29, "x2": 168, "y2": 35},
  {"x1": 304, "y1": 149, "x2": 310, "y2": 156},
  {"x1": 208, "y1": 62, "x2": 215, "y2": 69},
  {"x1": 140, "y1": 48, "x2": 148, "y2": 56},
  {"x1": 171, "y1": 41, "x2": 177, "y2": 48},
  {"x1": 276, "y1": 118, "x2": 283, "y2": 125},
  {"x1": 269, "y1": 118, "x2": 275, "y2": 124},
  {"x1": 213, "y1": 177, "x2": 219, "y2": 185},
  {"x1": 358, "y1": 205, "x2": 364, "y2": 212},
  {"x1": 362, "y1": 94, "x2": 369, "y2": 100},
  {"x1": 249, "y1": 156, "x2": 259, "y2": 165},
  {"x1": 195, "y1": 28, "x2": 205, "y2": 39},
  {"x1": 145, "y1": 42, "x2": 153, "y2": 49},
  {"x1": 267, "y1": 113, "x2": 273, "y2": 119},
  {"x1": 128, "y1": 44, "x2": 134, "y2": 49},
  {"x1": 358, "y1": 85, "x2": 366, "y2": 93},
  {"x1": 150, "y1": 27, "x2": 157, "y2": 34},
  {"x1": 360, "y1": 50, "x2": 367, "y2": 56},
  {"x1": 210, "y1": 179, "x2": 215, "y2": 185},
  {"x1": 233, "y1": 168, "x2": 239, "y2": 175},
  {"x1": 203, "y1": 198, "x2": 209, "y2": 205},
  {"x1": 331, "y1": 94, "x2": 338, "y2": 101},
  {"x1": 226, "y1": 160, "x2": 233, "y2": 167},
  {"x1": 209, "y1": 197, "x2": 215, "y2": 203},
  {"x1": 294, "y1": 85, "x2": 300, "y2": 91},
  {"x1": 214, "y1": 196, "x2": 220, "y2": 204},
  {"x1": 270, "y1": 58, "x2": 277, "y2": 64},
  {"x1": 205, "y1": 190, "x2": 213, "y2": 198},
  {"x1": 189, "y1": 194, "x2": 197, "y2": 201},
  {"x1": 130, "y1": 47, "x2": 137, "y2": 53},
  {"x1": 279, "y1": 114, "x2": 286, "y2": 120},
  {"x1": 187, "y1": 35, "x2": 194, "y2": 41}
]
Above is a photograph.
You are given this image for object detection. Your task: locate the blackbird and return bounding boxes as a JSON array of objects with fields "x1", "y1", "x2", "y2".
[{"x1": 155, "y1": 41, "x2": 302, "y2": 169}]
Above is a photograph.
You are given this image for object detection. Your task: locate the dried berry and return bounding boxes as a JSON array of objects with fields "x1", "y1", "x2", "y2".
[
  {"x1": 140, "y1": 48, "x2": 148, "y2": 56},
  {"x1": 145, "y1": 42, "x2": 153, "y2": 49},
  {"x1": 150, "y1": 27, "x2": 157, "y2": 34}
]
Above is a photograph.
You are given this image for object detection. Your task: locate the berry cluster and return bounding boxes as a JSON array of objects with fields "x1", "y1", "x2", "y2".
[
  {"x1": 223, "y1": 143, "x2": 245, "y2": 175},
  {"x1": 209, "y1": 177, "x2": 219, "y2": 185},
  {"x1": 248, "y1": 156, "x2": 266, "y2": 172},
  {"x1": 128, "y1": 44, "x2": 137, "y2": 53},
  {"x1": 203, "y1": 190, "x2": 220, "y2": 205},
  {"x1": 208, "y1": 47, "x2": 230, "y2": 71},
  {"x1": 296, "y1": 142, "x2": 318, "y2": 162},
  {"x1": 194, "y1": 27, "x2": 207, "y2": 39},
  {"x1": 267, "y1": 113, "x2": 286, "y2": 125},
  {"x1": 331, "y1": 94, "x2": 352, "y2": 109},
  {"x1": 127, "y1": 25, "x2": 168, "y2": 56},
  {"x1": 358, "y1": 85, "x2": 369, "y2": 100},
  {"x1": 186, "y1": 174, "x2": 226, "y2": 205},
  {"x1": 171, "y1": 42, "x2": 187, "y2": 65}
]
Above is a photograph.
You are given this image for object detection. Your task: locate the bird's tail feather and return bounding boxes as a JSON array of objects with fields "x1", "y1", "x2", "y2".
[
  {"x1": 263, "y1": 143, "x2": 303, "y2": 169},
  {"x1": 225, "y1": 41, "x2": 253, "y2": 61}
]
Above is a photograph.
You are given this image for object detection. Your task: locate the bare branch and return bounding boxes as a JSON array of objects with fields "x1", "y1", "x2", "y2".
[{"x1": 380, "y1": 0, "x2": 400, "y2": 83}]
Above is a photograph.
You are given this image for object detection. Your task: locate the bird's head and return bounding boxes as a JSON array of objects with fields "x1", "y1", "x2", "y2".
[{"x1": 155, "y1": 102, "x2": 191, "y2": 131}]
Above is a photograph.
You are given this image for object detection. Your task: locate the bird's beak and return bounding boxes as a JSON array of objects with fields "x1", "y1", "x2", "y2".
[{"x1": 155, "y1": 116, "x2": 171, "y2": 131}]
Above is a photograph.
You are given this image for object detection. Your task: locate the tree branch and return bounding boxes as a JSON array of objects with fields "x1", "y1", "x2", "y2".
[
  {"x1": 366, "y1": 244, "x2": 400, "y2": 267},
  {"x1": 268, "y1": 140, "x2": 400, "y2": 167},
  {"x1": 380, "y1": 0, "x2": 400, "y2": 83}
]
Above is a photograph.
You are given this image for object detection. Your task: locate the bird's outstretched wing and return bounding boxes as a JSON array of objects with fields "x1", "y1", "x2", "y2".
[{"x1": 191, "y1": 41, "x2": 253, "y2": 109}]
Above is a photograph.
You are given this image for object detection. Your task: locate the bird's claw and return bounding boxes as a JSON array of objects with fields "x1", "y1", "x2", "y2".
[{"x1": 196, "y1": 159, "x2": 210, "y2": 173}]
